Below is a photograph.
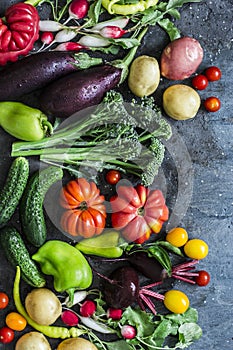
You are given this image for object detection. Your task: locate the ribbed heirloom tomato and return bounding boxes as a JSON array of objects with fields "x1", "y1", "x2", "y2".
[
  {"x1": 60, "y1": 178, "x2": 106, "y2": 238},
  {"x1": 110, "y1": 184, "x2": 169, "y2": 243}
]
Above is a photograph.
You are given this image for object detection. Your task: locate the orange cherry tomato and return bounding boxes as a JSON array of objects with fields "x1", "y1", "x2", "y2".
[
  {"x1": 5, "y1": 312, "x2": 27, "y2": 331},
  {"x1": 164, "y1": 290, "x2": 190, "y2": 314},
  {"x1": 184, "y1": 239, "x2": 209, "y2": 260},
  {"x1": 204, "y1": 96, "x2": 221, "y2": 112},
  {"x1": 166, "y1": 227, "x2": 188, "y2": 247}
]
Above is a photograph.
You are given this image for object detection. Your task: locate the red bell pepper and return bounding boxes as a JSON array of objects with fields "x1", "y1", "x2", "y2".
[
  {"x1": 110, "y1": 184, "x2": 169, "y2": 244},
  {"x1": 0, "y1": 3, "x2": 39, "y2": 65}
]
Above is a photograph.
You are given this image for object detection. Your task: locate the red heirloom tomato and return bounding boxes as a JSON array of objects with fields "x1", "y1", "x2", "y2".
[
  {"x1": 60, "y1": 178, "x2": 106, "y2": 238},
  {"x1": 110, "y1": 185, "x2": 168, "y2": 244},
  {"x1": 0, "y1": 3, "x2": 40, "y2": 65}
]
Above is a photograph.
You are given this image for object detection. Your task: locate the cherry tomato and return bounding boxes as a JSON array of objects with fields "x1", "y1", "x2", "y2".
[
  {"x1": 164, "y1": 290, "x2": 189, "y2": 314},
  {"x1": 0, "y1": 292, "x2": 9, "y2": 309},
  {"x1": 192, "y1": 74, "x2": 208, "y2": 90},
  {"x1": 166, "y1": 227, "x2": 188, "y2": 247},
  {"x1": 0, "y1": 327, "x2": 14, "y2": 344},
  {"x1": 195, "y1": 270, "x2": 210, "y2": 286},
  {"x1": 205, "y1": 66, "x2": 222, "y2": 81},
  {"x1": 5, "y1": 312, "x2": 27, "y2": 331},
  {"x1": 105, "y1": 170, "x2": 121, "y2": 185},
  {"x1": 204, "y1": 96, "x2": 221, "y2": 112},
  {"x1": 184, "y1": 239, "x2": 209, "y2": 260}
]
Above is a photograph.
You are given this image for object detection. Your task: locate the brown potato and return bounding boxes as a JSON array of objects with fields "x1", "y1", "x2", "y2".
[
  {"x1": 25, "y1": 288, "x2": 62, "y2": 326},
  {"x1": 163, "y1": 84, "x2": 201, "y2": 120},
  {"x1": 57, "y1": 338, "x2": 98, "y2": 350},
  {"x1": 15, "y1": 332, "x2": 52, "y2": 350},
  {"x1": 128, "y1": 55, "x2": 160, "y2": 97}
]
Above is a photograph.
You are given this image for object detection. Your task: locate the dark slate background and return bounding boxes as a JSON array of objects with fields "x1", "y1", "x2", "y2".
[{"x1": 0, "y1": 1, "x2": 233, "y2": 349}]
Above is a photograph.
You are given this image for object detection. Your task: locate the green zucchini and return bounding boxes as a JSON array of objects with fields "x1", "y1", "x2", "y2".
[
  {"x1": 0, "y1": 226, "x2": 46, "y2": 287},
  {"x1": 0, "y1": 157, "x2": 29, "y2": 228},
  {"x1": 20, "y1": 166, "x2": 63, "y2": 247}
]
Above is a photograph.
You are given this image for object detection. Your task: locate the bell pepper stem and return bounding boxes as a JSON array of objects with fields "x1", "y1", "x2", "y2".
[
  {"x1": 66, "y1": 287, "x2": 76, "y2": 307},
  {"x1": 42, "y1": 119, "x2": 54, "y2": 137}
]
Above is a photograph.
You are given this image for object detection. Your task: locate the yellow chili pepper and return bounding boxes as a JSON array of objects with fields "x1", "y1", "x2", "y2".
[{"x1": 102, "y1": 0, "x2": 159, "y2": 15}]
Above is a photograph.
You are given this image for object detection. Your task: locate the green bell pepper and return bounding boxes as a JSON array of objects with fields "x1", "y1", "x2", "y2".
[
  {"x1": 0, "y1": 101, "x2": 53, "y2": 141},
  {"x1": 32, "y1": 240, "x2": 93, "y2": 304}
]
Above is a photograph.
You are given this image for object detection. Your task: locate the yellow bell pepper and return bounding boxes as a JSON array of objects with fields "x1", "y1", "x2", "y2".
[{"x1": 101, "y1": 0, "x2": 159, "y2": 16}]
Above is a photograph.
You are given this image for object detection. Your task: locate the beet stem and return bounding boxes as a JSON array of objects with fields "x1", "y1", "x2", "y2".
[
  {"x1": 143, "y1": 281, "x2": 163, "y2": 289},
  {"x1": 172, "y1": 274, "x2": 196, "y2": 284},
  {"x1": 139, "y1": 292, "x2": 157, "y2": 315},
  {"x1": 172, "y1": 259, "x2": 199, "y2": 272},
  {"x1": 140, "y1": 288, "x2": 165, "y2": 301}
]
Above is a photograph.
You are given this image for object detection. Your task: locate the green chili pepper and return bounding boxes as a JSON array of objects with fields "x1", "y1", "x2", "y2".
[
  {"x1": 32, "y1": 240, "x2": 93, "y2": 304},
  {"x1": 75, "y1": 230, "x2": 124, "y2": 258},
  {"x1": 101, "y1": 0, "x2": 158, "y2": 15},
  {"x1": 13, "y1": 266, "x2": 86, "y2": 339},
  {"x1": 0, "y1": 101, "x2": 53, "y2": 141}
]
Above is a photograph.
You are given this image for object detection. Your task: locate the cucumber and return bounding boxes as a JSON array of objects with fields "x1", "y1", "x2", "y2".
[
  {"x1": 20, "y1": 166, "x2": 63, "y2": 247},
  {"x1": 0, "y1": 226, "x2": 46, "y2": 287},
  {"x1": 0, "y1": 157, "x2": 29, "y2": 228}
]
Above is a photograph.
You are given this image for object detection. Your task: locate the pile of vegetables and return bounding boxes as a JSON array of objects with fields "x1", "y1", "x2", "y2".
[{"x1": 0, "y1": 0, "x2": 222, "y2": 348}]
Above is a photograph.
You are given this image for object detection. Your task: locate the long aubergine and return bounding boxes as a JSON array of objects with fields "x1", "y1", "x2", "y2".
[
  {"x1": 0, "y1": 52, "x2": 102, "y2": 101},
  {"x1": 39, "y1": 65, "x2": 122, "y2": 118}
]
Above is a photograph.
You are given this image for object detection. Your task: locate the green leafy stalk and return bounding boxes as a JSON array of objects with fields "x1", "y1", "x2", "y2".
[{"x1": 12, "y1": 91, "x2": 172, "y2": 186}]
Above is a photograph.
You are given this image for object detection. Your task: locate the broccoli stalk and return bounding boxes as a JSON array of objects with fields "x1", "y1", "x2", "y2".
[{"x1": 11, "y1": 91, "x2": 172, "y2": 186}]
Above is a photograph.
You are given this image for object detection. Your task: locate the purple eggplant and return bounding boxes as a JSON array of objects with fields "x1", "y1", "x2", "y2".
[
  {"x1": 39, "y1": 64, "x2": 122, "y2": 118},
  {"x1": 0, "y1": 51, "x2": 102, "y2": 101}
]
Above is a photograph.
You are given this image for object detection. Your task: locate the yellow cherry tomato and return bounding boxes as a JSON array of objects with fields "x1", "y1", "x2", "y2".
[
  {"x1": 164, "y1": 290, "x2": 189, "y2": 314},
  {"x1": 184, "y1": 239, "x2": 209, "y2": 260},
  {"x1": 166, "y1": 227, "x2": 188, "y2": 247},
  {"x1": 6, "y1": 312, "x2": 27, "y2": 331}
]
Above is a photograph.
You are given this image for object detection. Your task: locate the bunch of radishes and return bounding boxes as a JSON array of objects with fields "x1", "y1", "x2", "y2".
[
  {"x1": 60, "y1": 291, "x2": 136, "y2": 340},
  {"x1": 38, "y1": 0, "x2": 129, "y2": 52}
]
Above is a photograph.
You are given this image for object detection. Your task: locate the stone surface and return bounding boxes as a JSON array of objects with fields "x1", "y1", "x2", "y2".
[{"x1": 0, "y1": 1, "x2": 232, "y2": 350}]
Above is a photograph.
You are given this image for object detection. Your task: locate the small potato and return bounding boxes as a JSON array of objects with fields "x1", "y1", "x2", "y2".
[
  {"x1": 15, "y1": 332, "x2": 52, "y2": 350},
  {"x1": 161, "y1": 37, "x2": 204, "y2": 80},
  {"x1": 128, "y1": 55, "x2": 160, "y2": 97},
  {"x1": 57, "y1": 337, "x2": 98, "y2": 350},
  {"x1": 163, "y1": 84, "x2": 201, "y2": 120},
  {"x1": 25, "y1": 288, "x2": 62, "y2": 326}
]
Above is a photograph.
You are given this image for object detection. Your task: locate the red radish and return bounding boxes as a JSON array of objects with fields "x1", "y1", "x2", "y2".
[
  {"x1": 99, "y1": 26, "x2": 127, "y2": 39},
  {"x1": 54, "y1": 42, "x2": 85, "y2": 51},
  {"x1": 63, "y1": 0, "x2": 89, "y2": 25},
  {"x1": 107, "y1": 308, "x2": 123, "y2": 320},
  {"x1": 78, "y1": 35, "x2": 110, "y2": 47},
  {"x1": 61, "y1": 310, "x2": 79, "y2": 326},
  {"x1": 40, "y1": 32, "x2": 54, "y2": 45},
  {"x1": 80, "y1": 300, "x2": 96, "y2": 317},
  {"x1": 41, "y1": 29, "x2": 78, "y2": 51},
  {"x1": 121, "y1": 325, "x2": 136, "y2": 339},
  {"x1": 92, "y1": 17, "x2": 129, "y2": 31},
  {"x1": 39, "y1": 20, "x2": 63, "y2": 32}
]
